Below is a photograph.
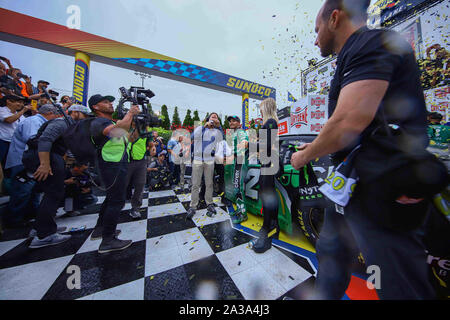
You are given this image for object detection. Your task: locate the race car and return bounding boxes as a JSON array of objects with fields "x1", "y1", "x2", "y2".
[{"x1": 224, "y1": 134, "x2": 333, "y2": 246}]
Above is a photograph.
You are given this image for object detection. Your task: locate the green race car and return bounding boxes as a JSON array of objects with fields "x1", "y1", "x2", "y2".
[{"x1": 224, "y1": 134, "x2": 333, "y2": 246}]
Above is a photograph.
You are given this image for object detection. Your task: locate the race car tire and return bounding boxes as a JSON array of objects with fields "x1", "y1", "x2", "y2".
[{"x1": 295, "y1": 206, "x2": 324, "y2": 247}]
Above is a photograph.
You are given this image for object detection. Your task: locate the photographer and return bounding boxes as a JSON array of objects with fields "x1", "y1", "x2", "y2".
[
  {"x1": 167, "y1": 132, "x2": 183, "y2": 188},
  {"x1": 29, "y1": 80, "x2": 50, "y2": 101},
  {"x1": 125, "y1": 126, "x2": 150, "y2": 219},
  {"x1": 9, "y1": 68, "x2": 31, "y2": 98},
  {"x1": 60, "y1": 95, "x2": 75, "y2": 112},
  {"x1": 187, "y1": 112, "x2": 224, "y2": 219},
  {"x1": 88, "y1": 93, "x2": 140, "y2": 254},
  {"x1": 62, "y1": 163, "x2": 98, "y2": 217},
  {"x1": 147, "y1": 150, "x2": 171, "y2": 190},
  {"x1": 152, "y1": 131, "x2": 165, "y2": 154},
  {"x1": 0, "y1": 95, "x2": 30, "y2": 168}
]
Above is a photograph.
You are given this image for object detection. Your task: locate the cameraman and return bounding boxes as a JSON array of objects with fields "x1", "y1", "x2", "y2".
[
  {"x1": 88, "y1": 94, "x2": 140, "y2": 254},
  {"x1": 125, "y1": 126, "x2": 150, "y2": 219},
  {"x1": 0, "y1": 95, "x2": 30, "y2": 168}
]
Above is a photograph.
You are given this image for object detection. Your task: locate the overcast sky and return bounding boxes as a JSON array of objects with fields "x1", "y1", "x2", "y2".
[{"x1": 0, "y1": 0, "x2": 353, "y2": 122}]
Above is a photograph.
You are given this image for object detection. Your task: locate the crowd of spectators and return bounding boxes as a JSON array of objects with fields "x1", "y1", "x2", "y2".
[{"x1": 0, "y1": 55, "x2": 233, "y2": 237}]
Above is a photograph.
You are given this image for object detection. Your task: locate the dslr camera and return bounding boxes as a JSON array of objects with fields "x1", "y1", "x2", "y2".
[{"x1": 118, "y1": 86, "x2": 162, "y2": 138}]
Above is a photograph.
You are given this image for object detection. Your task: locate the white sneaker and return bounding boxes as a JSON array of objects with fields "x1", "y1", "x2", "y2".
[
  {"x1": 29, "y1": 233, "x2": 72, "y2": 249},
  {"x1": 28, "y1": 226, "x2": 67, "y2": 238}
]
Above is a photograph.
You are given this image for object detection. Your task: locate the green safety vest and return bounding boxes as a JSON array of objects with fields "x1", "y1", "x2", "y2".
[
  {"x1": 130, "y1": 138, "x2": 147, "y2": 161},
  {"x1": 100, "y1": 121, "x2": 131, "y2": 162}
]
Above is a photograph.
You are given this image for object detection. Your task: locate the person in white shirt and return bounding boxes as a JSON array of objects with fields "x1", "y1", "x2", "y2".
[{"x1": 0, "y1": 95, "x2": 30, "y2": 168}]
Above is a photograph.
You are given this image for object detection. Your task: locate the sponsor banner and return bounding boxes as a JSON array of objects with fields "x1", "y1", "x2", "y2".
[
  {"x1": 425, "y1": 86, "x2": 449, "y2": 123},
  {"x1": 369, "y1": 0, "x2": 429, "y2": 25},
  {"x1": 278, "y1": 119, "x2": 289, "y2": 136},
  {"x1": 303, "y1": 58, "x2": 337, "y2": 97},
  {"x1": 0, "y1": 8, "x2": 275, "y2": 100},
  {"x1": 277, "y1": 106, "x2": 290, "y2": 120},
  {"x1": 72, "y1": 52, "x2": 90, "y2": 105},
  {"x1": 114, "y1": 58, "x2": 276, "y2": 100},
  {"x1": 242, "y1": 93, "x2": 250, "y2": 130},
  {"x1": 391, "y1": 1, "x2": 450, "y2": 91},
  {"x1": 290, "y1": 95, "x2": 328, "y2": 135},
  {"x1": 303, "y1": 1, "x2": 448, "y2": 114}
]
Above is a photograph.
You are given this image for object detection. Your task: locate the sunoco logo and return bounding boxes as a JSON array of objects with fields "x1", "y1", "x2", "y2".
[
  {"x1": 73, "y1": 60, "x2": 89, "y2": 104},
  {"x1": 291, "y1": 106, "x2": 308, "y2": 129}
]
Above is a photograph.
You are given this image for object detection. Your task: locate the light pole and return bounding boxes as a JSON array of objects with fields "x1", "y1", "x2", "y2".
[{"x1": 134, "y1": 71, "x2": 152, "y2": 87}]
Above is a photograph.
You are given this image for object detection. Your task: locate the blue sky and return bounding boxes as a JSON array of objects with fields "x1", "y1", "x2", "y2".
[{"x1": 0, "y1": 0, "x2": 333, "y2": 122}]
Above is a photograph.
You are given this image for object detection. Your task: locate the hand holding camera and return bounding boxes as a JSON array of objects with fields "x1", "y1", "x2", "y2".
[{"x1": 129, "y1": 105, "x2": 141, "y2": 116}]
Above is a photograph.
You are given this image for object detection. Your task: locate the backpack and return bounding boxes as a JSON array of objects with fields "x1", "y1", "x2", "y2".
[
  {"x1": 62, "y1": 118, "x2": 100, "y2": 166},
  {"x1": 22, "y1": 118, "x2": 70, "y2": 172},
  {"x1": 26, "y1": 119, "x2": 56, "y2": 150}
]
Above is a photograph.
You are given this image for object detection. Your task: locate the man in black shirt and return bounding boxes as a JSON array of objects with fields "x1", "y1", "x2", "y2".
[
  {"x1": 88, "y1": 94, "x2": 140, "y2": 254},
  {"x1": 291, "y1": 0, "x2": 435, "y2": 299}
]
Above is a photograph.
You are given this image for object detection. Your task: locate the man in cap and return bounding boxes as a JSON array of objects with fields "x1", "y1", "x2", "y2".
[
  {"x1": 68, "y1": 104, "x2": 91, "y2": 121},
  {"x1": 0, "y1": 94, "x2": 31, "y2": 168},
  {"x1": 3, "y1": 104, "x2": 59, "y2": 229},
  {"x1": 88, "y1": 93, "x2": 140, "y2": 253},
  {"x1": 29, "y1": 80, "x2": 50, "y2": 100},
  {"x1": 227, "y1": 115, "x2": 249, "y2": 224},
  {"x1": 27, "y1": 102, "x2": 74, "y2": 248}
]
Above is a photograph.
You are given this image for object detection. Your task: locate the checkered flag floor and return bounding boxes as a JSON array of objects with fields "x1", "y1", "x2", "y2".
[{"x1": 0, "y1": 185, "x2": 316, "y2": 300}]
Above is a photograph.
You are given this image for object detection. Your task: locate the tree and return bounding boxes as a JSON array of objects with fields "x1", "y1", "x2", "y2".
[
  {"x1": 147, "y1": 103, "x2": 154, "y2": 115},
  {"x1": 161, "y1": 104, "x2": 171, "y2": 130},
  {"x1": 192, "y1": 110, "x2": 200, "y2": 123},
  {"x1": 183, "y1": 109, "x2": 193, "y2": 127},
  {"x1": 172, "y1": 106, "x2": 181, "y2": 127},
  {"x1": 223, "y1": 115, "x2": 230, "y2": 130}
]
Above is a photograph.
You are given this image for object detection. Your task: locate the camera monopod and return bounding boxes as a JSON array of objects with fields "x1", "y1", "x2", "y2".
[{"x1": 41, "y1": 87, "x2": 75, "y2": 126}]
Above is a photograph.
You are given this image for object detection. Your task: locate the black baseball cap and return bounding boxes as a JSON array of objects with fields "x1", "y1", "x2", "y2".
[
  {"x1": 88, "y1": 94, "x2": 115, "y2": 109},
  {"x1": 37, "y1": 80, "x2": 50, "y2": 85},
  {"x1": 227, "y1": 115, "x2": 241, "y2": 123},
  {"x1": 0, "y1": 94, "x2": 26, "y2": 106}
]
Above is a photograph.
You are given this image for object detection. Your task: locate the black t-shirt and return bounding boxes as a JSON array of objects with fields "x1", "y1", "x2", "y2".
[
  {"x1": 258, "y1": 118, "x2": 278, "y2": 168},
  {"x1": 90, "y1": 117, "x2": 113, "y2": 149},
  {"x1": 328, "y1": 26, "x2": 429, "y2": 181}
]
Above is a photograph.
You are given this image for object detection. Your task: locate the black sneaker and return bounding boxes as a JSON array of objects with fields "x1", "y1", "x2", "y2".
[
  {"x1": 186, "y1": 208, "x2": 196, "y2": 220},
  {"x1": 206, "y1": 204, "x2": 217, "y2": 217},
  {"x1": 98, "y1": 237, "x2": 132, "y2": 254},
  {"x1": 251, "y1": 229, "x2": 273, "y2": 254},
  {"x1": 90, "y1": 227, "x2": 121, "y2": 241}
]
